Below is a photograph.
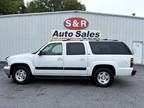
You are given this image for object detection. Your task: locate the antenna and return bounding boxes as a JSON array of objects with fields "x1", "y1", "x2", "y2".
[{"x1": 132, "y1": 13, "x2": 136, "y2": 16}]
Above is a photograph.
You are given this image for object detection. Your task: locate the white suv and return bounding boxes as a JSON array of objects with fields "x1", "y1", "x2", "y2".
[{"x1": 3, "y1": 40, "x2": 136, "y2": 87}]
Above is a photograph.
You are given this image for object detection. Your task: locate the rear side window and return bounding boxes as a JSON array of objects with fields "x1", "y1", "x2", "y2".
[
  {"x1": 89, "y1": 42, "x2": 132, "y2": 55},
  {"x1": 66, "y1": 43, "x2": 85, "y2": 55}
]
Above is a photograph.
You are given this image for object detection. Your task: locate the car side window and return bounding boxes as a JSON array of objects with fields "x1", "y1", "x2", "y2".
[
  {"x1": 89, "y1": 42, "x2": 132, "y2": 54},
  {"x1": 42, "y1": 43, "x2": 62, "y2": 55},
  {"x1": 66, "y1": 43, "x2": 85, "y2": 55}
]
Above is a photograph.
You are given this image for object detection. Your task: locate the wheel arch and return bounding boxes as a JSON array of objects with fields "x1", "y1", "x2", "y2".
[
  {"x1": 92, "y1": 64, "x2": 116, "y2": 76},
  {"x1": 10, "y1": 63, "x2": 32, "y2": 75}
]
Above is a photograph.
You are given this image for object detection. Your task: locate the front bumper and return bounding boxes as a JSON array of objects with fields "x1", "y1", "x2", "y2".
[
  {"x1": 131, "y1": 70, "x2": 137, "y2": 76},
  {"x1": 3, "y1": 66, "x2": 11, "y2": 78}
]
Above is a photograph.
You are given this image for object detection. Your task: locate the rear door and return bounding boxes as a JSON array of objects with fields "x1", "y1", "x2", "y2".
[{"x1": 63, "y1": 42, "x2": 87, "y2": 76}]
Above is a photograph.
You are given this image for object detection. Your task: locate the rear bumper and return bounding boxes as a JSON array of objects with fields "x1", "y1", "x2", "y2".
[
  {"x1": 131, "y1": 70, "x2": 136, "y2": 76},
  {"x1": 117, "y1": 68, "x2": 136, "y2": 76},
  {"x1": 3, "y1": 66, "x2": 11, "y2": 78}
]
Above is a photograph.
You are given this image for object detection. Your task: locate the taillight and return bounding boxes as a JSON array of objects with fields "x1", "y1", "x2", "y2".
[{"x1": 130, "y1": 58, "x2": 134, "y2": 67}]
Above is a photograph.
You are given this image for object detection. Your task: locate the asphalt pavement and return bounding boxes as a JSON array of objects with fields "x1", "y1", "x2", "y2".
[{"x1": 0, "y1": 64, "x2": 144, "y2": 108}]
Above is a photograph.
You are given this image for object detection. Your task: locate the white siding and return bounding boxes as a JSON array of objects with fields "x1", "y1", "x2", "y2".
[{"x1": 0, "y1": 11, "x2": 144, "y2": 63}]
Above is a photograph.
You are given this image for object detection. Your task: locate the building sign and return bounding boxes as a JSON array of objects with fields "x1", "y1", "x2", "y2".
[
  {"x1": 51, "y1": 17, "x2": 101, "y2": 40},
  {"x1": 64, "y1": 17, "x2": 89, "y2": 30},
  {"x1": 51, "y1": 30, "x2": 100, "y2": 40}
]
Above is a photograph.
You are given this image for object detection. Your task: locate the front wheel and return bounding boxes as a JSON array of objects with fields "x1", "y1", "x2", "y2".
[
  {"x1": 12, "y1": 66, "x2": 32, "y2": 84},
  {"x1": 92, "y1": 68, "x2": 114, "y2": 87}
]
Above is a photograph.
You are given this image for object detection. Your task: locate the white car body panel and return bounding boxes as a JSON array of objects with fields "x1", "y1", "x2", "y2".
[
  {"x1": 87, "y1": 55, "x2": 133, "y2": 76},
  {"x1": 33, "y1": 55, "x2": 64, "y2": 75}
]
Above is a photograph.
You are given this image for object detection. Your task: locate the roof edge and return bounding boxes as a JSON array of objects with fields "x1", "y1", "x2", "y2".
[{"x1": 0, "y1": 10, "x2": 144, "y2": 20}]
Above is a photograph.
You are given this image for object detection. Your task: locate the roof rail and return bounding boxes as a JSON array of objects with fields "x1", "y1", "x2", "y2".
[
  {"x1": 102, "y1": 39, "x2": 118, "y2": 41},
  {"x1": 51, "y1": 37, "x2": 100, "y2": 41}
]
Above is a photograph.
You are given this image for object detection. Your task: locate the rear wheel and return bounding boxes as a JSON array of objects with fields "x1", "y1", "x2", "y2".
[
  {"x1": 92, "y1": 68, "x2": 114, "y2": 87},
  {"x1": 12, "y1": 66, "x2": 32, "y2": 84}
]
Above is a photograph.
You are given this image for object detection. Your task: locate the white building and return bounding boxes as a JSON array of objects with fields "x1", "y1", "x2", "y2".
[{"x1": 0, "y1": 11, "x2": 144, "y2": 64}]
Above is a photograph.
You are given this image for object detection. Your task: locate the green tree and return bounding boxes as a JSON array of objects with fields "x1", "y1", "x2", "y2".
[
  {"x1": 0, "y1": 0, "x2": 25, "y2": 15},
  {"x1": 25, "y1": 0, "x2": 86, "y2": 13},
  {"x1": 63, "y1": 0, "x2": 86, "y2": 11}
]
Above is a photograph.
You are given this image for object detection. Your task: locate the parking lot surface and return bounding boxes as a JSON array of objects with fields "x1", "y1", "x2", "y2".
[{"x1": 0, "y1": 64, "x2": 144, "y2": 108}]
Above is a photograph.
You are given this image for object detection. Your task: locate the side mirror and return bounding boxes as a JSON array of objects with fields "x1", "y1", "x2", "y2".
[{"x1": 38, "y1": 51, "x2": 44, "y2": 56}]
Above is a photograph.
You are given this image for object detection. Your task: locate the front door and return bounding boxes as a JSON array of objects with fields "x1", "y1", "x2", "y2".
[
  {"x1": 33, "y1": 42, "x2": 63, "y2": 75},
  {"x1": 63, "y1": 42, "x2": 87, "y2": 76}
]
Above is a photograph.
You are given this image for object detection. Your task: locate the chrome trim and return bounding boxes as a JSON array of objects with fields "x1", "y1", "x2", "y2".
[{"x1": 3, "y1": 66, "x2": 11, "y2": 78}]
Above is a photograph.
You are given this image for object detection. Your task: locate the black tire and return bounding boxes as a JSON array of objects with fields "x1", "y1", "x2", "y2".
[
  {"x1": 92, "y1": 68, "x2": 114, "y2": 87},
  {"x1": 12, "y1": 66, "x2": 32, "y2": 84}
]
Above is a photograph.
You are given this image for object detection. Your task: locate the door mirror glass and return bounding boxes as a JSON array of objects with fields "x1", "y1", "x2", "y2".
[{"x1": 38, "y1": 50, "x2": 46, "y2": 56}]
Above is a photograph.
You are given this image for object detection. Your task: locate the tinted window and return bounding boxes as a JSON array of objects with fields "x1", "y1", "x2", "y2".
[
  {"x1": 89, "y1": 42, "x2": 132, "y2": 54},
  {"x1": 67, "y1": 43, "x2": 85, "y2": 55},
  {"x1": 42, "y1": 43, "x2": 62, "y2": 55}
]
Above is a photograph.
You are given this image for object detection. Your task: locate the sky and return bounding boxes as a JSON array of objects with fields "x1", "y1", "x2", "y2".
[{"x1": 25, "y1": 0, "x2": 144, "y2": 17}]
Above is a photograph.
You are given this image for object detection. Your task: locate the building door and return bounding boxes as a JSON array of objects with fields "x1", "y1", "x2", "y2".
[{"x1": 132, "y1": 41, "x2": 143, "y2": 64}]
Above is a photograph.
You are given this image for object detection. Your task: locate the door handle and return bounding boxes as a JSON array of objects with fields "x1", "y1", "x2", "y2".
[
  {"x1": 80, "y1": 58, "x2": 85, "y2": 61},
  {"x1": 57, "y1": 58, "x2": 63, "y2": 61}
]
